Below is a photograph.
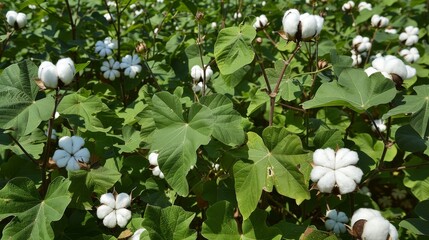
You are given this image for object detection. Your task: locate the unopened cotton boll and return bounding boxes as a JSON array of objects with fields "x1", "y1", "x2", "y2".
[
  {"x1": 342, "y1": 1, "x2": 355, "y2": 12},
  {"x1": 56, "y1": 58, "x2": 76, "y2": 85},
  {"x1": 253, "y1": 14, "x2": 268, "y2": 29},
  {"x1": 38, "y1": 61, "x2": 58, "y2": 88},
  {"x1": 371, "y1": 15, "x2": 389, "y2": 28}
]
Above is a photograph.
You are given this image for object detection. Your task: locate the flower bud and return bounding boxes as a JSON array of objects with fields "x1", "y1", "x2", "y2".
[{"x1": 56, "y1": 58, "x2": 76, "y2": 86}]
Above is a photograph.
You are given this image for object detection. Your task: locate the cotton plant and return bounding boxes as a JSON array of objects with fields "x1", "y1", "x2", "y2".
[
  {"x1": 96, "y1": 192, "x2": 132, "y2": 228},
  {"x1": 52, "y1": 136, "x2": 90, "y2": 171},
  {"x1": 325, "y1": 209, "x2": 349, "y2": 234},
  {"x1": 371, "y1": 14, "x2": 389, "y2": 28},
  {"x1": 365, "y1": 55, "x2": 416, "y2": 88},
  {"x1": 101, "y1": 58, "x2": 120, "y2": 81},
  {"x1": 38, "y1": 58, "x2": 76, "y2": 88},
  {"x1": 310, "y1": 148, "x2": 364, "y2": 194},
  {"x1": 282, "y1": 9, "x2": 324, "y2": 42},
  {"x1": 120, "y1": 54, "x2": 142, "y2": 78},
  {"x1": 148, "y1": 152, "x2": 165, "y2": 179},
  {"x1": 253, "y1": 14, "x2": 268, "y2": 29},
  {"x1": 400, "y1": 47, "x2": 420, "y2": 63},
  {"x1": 95, "y1": 37, "x2": 118, "y2": 57},
  {"x1": 399, "y1": 26, "x2": 419, "y2": 46},
  {"x1": 350, "y1": 208, "x2": 398, "y2": 240},
  {"x1": 6, "y1": 10, "x2": 27, "y2": 29}
]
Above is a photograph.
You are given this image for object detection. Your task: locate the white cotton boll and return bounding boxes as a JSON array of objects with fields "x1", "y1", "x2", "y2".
[
  {"x1": 362, "y1": 217, "x2": 391, "y2": 240},
  {"x1": 39, "y1": 63, "x2": 58, "y2": 88},
  {"x1": 316, "y1": 170, "x2": 336, "y2": 193},
  {"x1": 66, "y1": 158, "x2": 81, "y2": 171},
  {"x1": 385, "y1": 28, "x2": 397, "y2": 34},
  {"x1": 351, "y1": 208, "x2": 382, "y2": 226},
  {"x1": 16, "y1": 13, "x2": 27, "y2": 29},
  {"x1": 342, "y1": 1, "x2": 355, "y2": 11},
  {"x1": 400, "y1": 48, "x2": 420, "y2": 63},
  {"x1": 103, "y1": 211, "x2": 117, "y2": 228},
  {"x1": 253, "y1": 14, "x2": 268, "y2": 29},
  {"x1": 6, "y1": 11, "x2": 17, "y2": 27},
  {"x1": 233, "y1": 12, "x2": 242, "y2": 19},
  {"x1": 371, "y1": 119, "x2": 387, "y2": 132},
  {"x1": 71, "y1": 136, "x2": 85, "y2": 154},
  {"x1": 97, "y1": 205, "x2": 114, "y2": 219},
  {"x1": 191, "y1": 65, "x2": 203, "y2": 80},
  {"x1": 337, "y1": 211, "x2": 349, "y2": 223},
  {"x1": 335, "y1": 170, "x2": 358, "y2": 194},
  {"x1": 100, "y1": 193, "x2": 116, "y2": 208},
  {"x1": 52, "y1": 150, "x2": 71, "y2": 168},
  {"x1": 351, "y1": 53, "x2": 362, "y2": 66},
  {"x1": 148, "y1": 152, "x2": 159, "y2": 165},
  {"x1": 116, "y1": 208, "x2": 132, "y2": 227},
  {"x1": 159, "y1": 171, "x2": 165, "y2": 179},
  {"x1": 192, "y1": 82, "x2": 205, "y2": 92},
  {"x1": 74, "y1": 148, "x2": 90, "y2": 163},
  {"x1": 405, "y1": 35, "x2": 418, "y2": 46},
  {"x1": 211, "y1": 22, "x2": 217, "y2": 29},
  {"x1": 313, "y1": 148, "x2": 336, "y2": 168},
  {"x1": 314, "y1": 15, "x2": 324, "y2": 36},
  {"x1": 282, "y1": 9, "x2": 300, "y2": 41},
  {"x1": 325, "y1": 219, "x2": 337, "y2": 231},
  {"x1": 383, "y1": 57, "x2": 407, "y2": 80},
  {"x1": 406, "y1": 65, "x2": 416, "y2": 79},
  {"x1": 152, "y1": 166, "x2": 161, "y2": 176},
  {"x1": 300, "y1": 13, "x2": 318, "y2": 40},
  {"x1": 56, "y1": 58, "x2": 75, "y2": 85},
  {"x1": 59, "y1": 136, "x2": 73, "y2": 154},
  {"x1": 335, "y1": 148, "x2": 359, "y2": 168},
  {"x1": 358, "y1": 2, "x2": 372, "y2": 11},
  {"x1": 116, "y1": 193, "x2": 131, "y2": 209},
  {"x1": 310, "y1": 166, "x2": 331, "y2": 182},
  {"x1": 336, "y1": 166, "x2": 363, "y2": 183},
  {"x1": 389, "y1": 223, "x2": 399, "y2": 240},
  {"x1": 371, "y1": 15, "x2": 389, "y2": 28},
  {"x1": 326, "y1": 209, "x2": 338, "y2": 219},
  {"x1": 204, "y1": 65, "x2": 213, "y2": 81},
  {"x1": 365, "y1": 67, "x2": 379, "y2": 76},
  {"x1": 131, "y1": 228, "x2": 147, "y2": 240}
]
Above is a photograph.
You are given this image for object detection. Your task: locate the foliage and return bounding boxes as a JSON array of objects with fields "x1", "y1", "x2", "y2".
[{"x1": 0, "y1": 0, "x2": 429, "y2": 239}]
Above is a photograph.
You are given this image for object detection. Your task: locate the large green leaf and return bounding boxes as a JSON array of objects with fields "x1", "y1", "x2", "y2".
[
  {"x1": 399, "y1": 218, "x2": 429, "y2": 236},
  {"x1": 141, "y1": 205, "x2": 197, "y2": 240},
  {"x1": 302, "y1": 69, "x2": 396, "y2": 112},
  {"x1": 68, "y1": 167, "x2": 121, "y2": 209},
  {"x1": 384, "y1": 85, "x2": 429, "y2": 139},
  {"x1": 233, "y1": 127, "x2": 310, "y2": 219},
  {"x1": 0, "y1": 60, "x2": 54, "y2": 136},
  {"x1": 395, "y1": 125, "x2": 428, "y2": 153},
  {"x1": 403, "y1": 156, "x2": 429, "y2": 201},
  {"x1": 241, "y1": 209, "x2": 282, "y2": 240},
  {"x1": 201, "y1": 200, "x2": 240, "y2": 240},
  {"x1": 0, "y1": 177, "x2": 71, "y2": 239},
  {"x1": 151, "y1": 92, "x2": 214, "y2": 196},
  {"x1": 200, "y1": 94, "x2": 245, "y2": 146},
  {"x1": 58, "y1": 92, "x2": 111, "y2": 132},
  {"x1": 214, "y1": 25, "x2": 256, "y2": 75}
]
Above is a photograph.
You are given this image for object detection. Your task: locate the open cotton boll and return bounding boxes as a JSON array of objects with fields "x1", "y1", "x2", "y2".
[
  {"x1": 16, "y1": 13, "x2": 27, "y2": 29},
  {"x1": 371, "y1": 15, "x2": 389, "y2": 28},
  {"x1": 282, "y1": 9, "x2": 300, "y2": 41},
  {"x1": 299, "y1": 13, "x2": 318, "y2": 40},
  {"x1": 313, "y1": 148, "x2": 336, "y2": 168},
  {"x1": 362, "y1": 217, "x2": 391, "y2": 240},
  {"x1": 131, "y1": 228, "x2": 147, "y2": 240},
  {"x1": 116, "y1": 208, "x2": 132, "y2": 227},
  {"x1": 148, "y1": 152, "x2": 159, "y2": 165},
  {"x1": 406, "y1": 65, "x2": 416, "y2": 79},
  {"x1": 253, "y1": 14, "x2": 268, "y2": 29},
  {"x1": 389, "y1": 224, "x2": 399, "y2": 240},
  {"x1": 191, "y1": 65, "x2": 203, "y2": 80},
  {"x1": 335, "y1": 170, "x2": 359, "y2": 194},
  {"x1": 6, "y1": 11, "x2": 18, "y2": 27},
  {"x1": 335, "y1": 148, "x2": 359, "y2": 168},
  {"x1": 52, "y1": 150, "x2": 71, "y2": 168},
  {"x1": 56, "y1": 58, "x2": 76, "y2": 85},
  {"x1": 97, "y1": 204, "x2": 114, "y2": 219},
  {"x1": 115, "y1": 193, "x2": 131, "y2": 209},
  {"x1": 39, "y1": 62, "x2": 58, "y2": 88},
  {"x1": 325, "y1": 209, "x2": 348, "y2": 234},
  {"x1": 351, "y1": 208, "x2": 382, "y2": 226},
  {"x1": 341, "y1": 1, "x2": 355, "y2": 11},
  {"x1": 315, "y1": 170, "x2": 336, "y2": 193}
]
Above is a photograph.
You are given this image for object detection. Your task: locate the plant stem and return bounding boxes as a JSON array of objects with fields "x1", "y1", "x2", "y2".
[
  {"x1": 65, "y1": 0, "x2": 79, "y2": 89},
  {"x1": 364, "y1": 28, "x2": 378, "y2": 65},
  {"x1": 197, "y1": 21, "x2": 207, "y2": 96}
]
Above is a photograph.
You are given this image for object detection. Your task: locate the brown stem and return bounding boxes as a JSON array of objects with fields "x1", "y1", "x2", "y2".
[
  {"x1": 263, "y1": 29, "x2": 277, "y2": 47},
  {"x1": 278, "y1": 101, "x2": 306, "y2": 113}
]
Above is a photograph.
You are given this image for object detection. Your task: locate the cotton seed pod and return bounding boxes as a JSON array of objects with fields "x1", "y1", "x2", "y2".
[
  {"x1": 6, "y1": 10, "x2": 17, "y2": 27},
  {"x1": 148, "y1": 152, "x2": 159, "y2": 165},
  {"x1": 38, "y1": 61, "x2": 58, "y2": 88},
  {"x1": 191, "y1": 65, "x2": 203, "y2": 80},
  {"x1": 16, "y1": 13, "x2": 27, "y2": 29},
  {"x1": 350, "y1": 208, "x2": 398, "y2": 240},
  {"x1": 282, "y1": 9, "x2": 301, "y2": 41},
  {"x1": 56, "y1": 58, "x2": 76, "y2": 86},
  {"x1": 253, "y1": 14, "x2": 268, "y2": 29}
]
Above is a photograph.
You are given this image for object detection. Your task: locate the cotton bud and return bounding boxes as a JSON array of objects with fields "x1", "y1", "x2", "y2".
[
  {"x1": 38, "y1": 61, "x2": 58, "y2": 88},
  {"x1": 371, "y1": 15, "x2": 389, "y2": 28},
  {"x1": 56, "y1": 58, "x2": 76, "y2": 86},
  {"x1": 351, "y1": 208, "x2": 398, "y2": 240},
  {"x1": 253, "y1": 14, "x2": 268, "y2": 29},
  {"x1": 341, "y1": 1, "x2": 355, "y2": 12},
  {"x1": 400, "y1": 47, "x2": 420, "y2": 63},
  {"x1": 352, "y1": 35, "x2": 371, "y2": 52}
]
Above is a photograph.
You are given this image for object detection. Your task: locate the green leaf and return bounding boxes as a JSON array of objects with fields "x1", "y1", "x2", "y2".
[
  {"x1": 300, "y1": 226, "x2": 339, "y2": 240},
  {"x1": 200, "y1": 94, "x2": 245, "y2": 146},
  {"x1": 234, "y1": 127, "x2": 310, "y2": 219},
  {"x1": 415, "y1": 200, "x2": 429, "y2": 221},
  {"x1": 313, "y1": 129, "x2": 344, "y2": 149},
  {"x1": 68, "y1": 167, "x2": 121, "y2": 209},
  {"x1": 274, "y1": 221, "x2": 307, "y2": 240},
  {"x1": 220, "y1": 65, "x2": 252, "y2": 88},
  {"x1": 395, "y1": 125, "x2": 428, "y2": 153},
  {"x1": 0, "y1": 177, "x2": 71, "y2": 239},
  {"x1": 0, "y1": 60, "x2": 54, "y2": 136},
  {"x1": 303, "y1": 69, "x2": 396, "y2": 112},
  {"x1": 404, "y1": 156, "x2": 429, "y2": 201},
  {"x1": 201, "y1": 201, "x2": 240, "y2": 240},
  {"x1": 151, "y1": 92, "x2": 214, "y2": 196},
  {"x1": 114, "y1": 125, "x2": 143, "y2": 153},
  {"x1": 58, "y1": 92, "x2": 111, "y2": 132},
  {"x1": 142, "y1": 205, "x2": 197, "y2": 240},
  {"x1": 399, "y1": 218, "x2": 429, "y2": 235},
  {"x1": 75, "y1": 61, "x2": 91, "y2": 73},
  {"x1": 384, "y1": 85, "x2": 429, "y2": 139},
  {"x1": 241, "y1": 209, "x2": 282, "y2": 240},
  {"x1": 330, "y1": 50, "x2": 353, "y2": 77},
  {"x1": 214, "y1": 25, "x2": 256, "y2": 75}
]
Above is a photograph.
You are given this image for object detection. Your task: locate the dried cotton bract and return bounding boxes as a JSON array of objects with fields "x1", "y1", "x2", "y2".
[
  {"x1": 282, "y1": 9, "x2": 324, "y2": 42},
  {"x1": 310, "y1": 148, "x2": 363, "y2": 194},
  {"x1": 52, "y1": 136, "x2": 90, "y2": 171},
  {"x1": 351, "y1": 208, "x2": 398, "y2": 240},
  {"x1": 97, "y1": 193, "x2": 132, "y2": 228}
]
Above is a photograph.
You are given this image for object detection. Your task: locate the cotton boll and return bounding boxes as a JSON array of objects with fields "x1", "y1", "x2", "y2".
[
  {"x1": 100, "y1": 193, "x2": 116, "y2": 208},
  {"x1": 313, "y1": 148, "x2": 335, "y2": 168},
  {"x1": 148, "y1": 152, "x2": 159, "y2": 165},
  {"x1": 56, "y1": 58, "x2": 75, "y2": 85},
  {"x1": 325, "y1": 219, "x2": 337, "y2": 231},
  {"x1": 335, "y1": 170, "x2": 358, "y2": 194},
  {"x1": 365, "y1": 67, "x2": 379, "y2": 76},
  {"x1": 66, "y1": 158, "x2": 81, "y2": 171},
  {"x1": 336, "y1": 165, "x2": 363, "y2": 183},
  {"x1": 389, "y1": 223, "x2": 399, "y2": 240},
  {"x1": 405, "y1": 65, "x2": 416, "y2": 79},
  {"x1": 116, "y1": 208, "x2": 132, "y2": 227},
  {"x1": 300, "y1": 13, "x2": 318, "y2": 40},
  {"x1": 52, "y1": 150, "x2": 71, "y2": 168},
  {"x1": 314, "y1": 15, "x2": 324, "y2": 36},
  {"x1": 71, "y1": 136, "x2": 85, "y2": 153},
  {"x1": 337, "y1": 211, "x2": 349, "y2": 223},
  {"x1": 131, "y1": 228, "x2": 147, "y2": 240},
  {"x1": 152, "y1": 166, "x2": 161, "y2": 176},
  {"x1": 282, "y1": 9, "x2": 300, "y2": 41},
  {"x1": 59, "y1": 136, "x2": 73, "y2": 154},
  {"x1": 335, "y1": 148, "x2": 359, "y2": 168},
  {"x1": 6, "y1": 11, "x2": 17, "y2": 27},
  {"x1": 115, "y1": 193, "x2": 131, "y2": 209},
  {"x1": 361, "y1": 217, "x2": 391, "y2": 240},
  {"x1": 103, "y1": 211, "x2": 117, "y2": 228},
  {"x1": 316, "y1": 170, "x2": 336, "y2": 193},
  {"x1": 97, "y1": 205, "x2": 114, "y2": 219},
  {"x1": 310, "y1": 166, "x2": 331, "y2": 182},
  {"x1": 204, "y1": 65, "x2": 213, "y2": 81},
  {"x1": 74, "y1": 148, "x2": 90, "y2": 163},
  {"x1": 16, "y1": 13, "x2": 27, "y2": 29},
  {"x1": 39, "y1": 61, "x2": 58, "y2": 89},
  {"x1": 253, "y1": 14, "x2": 268, "y2": 29},
  {"x1": 341, "y1": 1, "x2": 355, "y2": 11},
  {"x1": 159, "y1": 171, "x2": 165, "y2": 179},
  {"x1": 371, "y1": 15, "x2": 389, "y2": 28},
  {"x1": 191, "y1": 65, "x2": 203, "y2": 80},
  {"x1": 351, "y1": 208, "x2": 382, "y2": 226},
  {"x1": 383, "y1": 57, "x2": 407, "y2": 80}
]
